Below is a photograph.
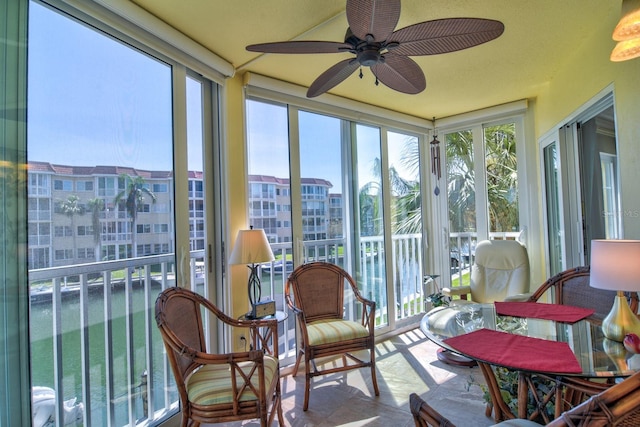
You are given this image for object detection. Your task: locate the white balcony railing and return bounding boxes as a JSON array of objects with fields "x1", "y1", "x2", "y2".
[{"x1": 29, "y1": 234, "x2": 432, "y2": 426}]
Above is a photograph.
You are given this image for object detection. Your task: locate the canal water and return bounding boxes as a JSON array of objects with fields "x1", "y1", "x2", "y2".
[{"x1": 30, "y1": 281, "x2": 172, "y2": 426}]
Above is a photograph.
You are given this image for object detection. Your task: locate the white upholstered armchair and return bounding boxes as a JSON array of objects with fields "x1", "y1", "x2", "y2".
[{"x1": 443, "y1": 239, "x2": 531, "y2": 303}]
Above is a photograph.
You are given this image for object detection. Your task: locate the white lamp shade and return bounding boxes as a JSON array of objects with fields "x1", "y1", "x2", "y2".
[
  {"x1": 229, "y1": 228, "x2": 275, "y2": 265},
  {"x1": 590, "y1": 239, "x2": 640, "y2": 292}
]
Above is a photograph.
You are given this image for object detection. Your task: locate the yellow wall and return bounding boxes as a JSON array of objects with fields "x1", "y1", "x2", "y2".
[{"x1": 535, "y1": 10, "x2": 640, "y2": 238}]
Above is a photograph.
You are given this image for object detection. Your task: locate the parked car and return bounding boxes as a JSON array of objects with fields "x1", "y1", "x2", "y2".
[{"x1": 261, "y1": 260, "x2": 294, "y2": 273}]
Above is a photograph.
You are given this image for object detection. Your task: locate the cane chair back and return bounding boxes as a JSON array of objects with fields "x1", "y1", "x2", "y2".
[
  {"x1": 410, "y1": 393, "x2": 456, "y2": 427},
  {"x1": 527, "y1": 266, "x2": 639, "y2": 321},
  {"x1": 285, "y1": 262, "x2": 379, "y2": 411},
  {"x1": 409, "y1": 393, "x2": 541, "y2": 427},
  {"x1": 527, "y1": 266, "x2": 639, "y2": 416},
  {"x1": 155, "y1": 287, "x2": 283, "y2": 427},
  {"x1": 547, "y1": 370, "x2": 640, "y2": 426}
]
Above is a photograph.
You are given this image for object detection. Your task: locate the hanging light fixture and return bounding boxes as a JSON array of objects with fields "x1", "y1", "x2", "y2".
[{"x1": 610, "y1": 0, "x2": 640, "y2": 61}]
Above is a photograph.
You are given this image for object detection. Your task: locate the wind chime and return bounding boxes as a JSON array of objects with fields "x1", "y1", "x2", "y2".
[{"x1": 430, "y1": 125, "x2": 441, "y2": 196}]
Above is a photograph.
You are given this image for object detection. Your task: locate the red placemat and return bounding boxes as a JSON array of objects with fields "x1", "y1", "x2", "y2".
[
  {"x1": 443, "y1": 328, "x2": 582, "y2": 373},
  {"x1": 495, "y1": 301, "x2": 594, "y2": 323}
]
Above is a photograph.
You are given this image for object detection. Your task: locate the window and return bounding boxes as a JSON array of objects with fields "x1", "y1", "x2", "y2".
[
  {"x1": 152, "y1": 183, "x2": 168, "y2": 192},
  {"x1": 445, "y1": 118, "x2": 525, "y2": 286},
  {"x1": 76, "y1": 180, "x2": 93, "y2": 191},
  {"x1": 23, "y1": 2, "x2": 227, "y2": 425},
  {"x1": 53, "y1": 179, "x2": 73, "y2": 191},
  {"x1": 76, "y1": 225, "x2": 93, "y2": 236}
]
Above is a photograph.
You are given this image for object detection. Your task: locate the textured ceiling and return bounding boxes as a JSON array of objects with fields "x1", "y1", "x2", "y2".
[{"x1": 131, "y1": 0, "x2": 621, "y2": 120}]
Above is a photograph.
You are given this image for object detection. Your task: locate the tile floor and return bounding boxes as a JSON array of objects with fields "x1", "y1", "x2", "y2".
[{"x1": 209, "y1": 327, "x2": 498, "y2": 426}]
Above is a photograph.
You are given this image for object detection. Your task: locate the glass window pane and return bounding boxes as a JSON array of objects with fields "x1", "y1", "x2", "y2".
[
  {"x1": 387, "y1": 131, "x2": 424, "y2": 318},
  {"x1": 186, "y1": 76, "x2": 208, "y2": 294},
  {"x1": 446, "y1": 129, "x2": 475, "y2": 284},
  {"x1": 484, "y1": 123, "x2": 519, "y2": 235},
  {"x1": 28, "y1": 3, "x2": 174, "y2": 425},
  {"x1": 355, "y1": 124, "x2": 388, "y2": 326},
  {"x1": 299, "y1": 110, "x2": 343, "y2": 256},
  {"x1": 544, "y1": 142, "x2": 563, "y2": 275}
]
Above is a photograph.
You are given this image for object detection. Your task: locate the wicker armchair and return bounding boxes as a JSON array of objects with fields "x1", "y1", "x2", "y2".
[
  {"x1": 410, "y1": 370, "x2": 640, "y2": 427},
  {"x1": 285, "y1": 262, "x2": 379, "y2": 411},
  {"x1": 527, "y1": 266, "x2": 639, "y2": 321},
  {"x1": 155, "y1": 287, "x2": 283, "y2": 427},
  {"x1": 527, "y1": 266, "x2": 639, "y2": 416},
  {"x1": 409, "y1": 393, "x2": 540, "y2": 427},
  {"x1": 547, "y1": 370, "x2": 640, "y2": 426}
]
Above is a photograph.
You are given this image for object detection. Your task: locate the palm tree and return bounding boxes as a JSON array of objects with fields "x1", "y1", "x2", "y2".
[
  {"x1": 58, "y1": 195, "x2": 84, "y2": 261},
  {"x1": 484, "y1": 124, "x2": 519, "y2": 232},
  {"x1": 86, "y1": 198, "x2": 104, "y2": 262},
  {"x1": 446, "y1": 130, "x2": 476, "y2": 233},
  {"x1": 115, "y1": 174, "x2": 156, "y2": 258}
]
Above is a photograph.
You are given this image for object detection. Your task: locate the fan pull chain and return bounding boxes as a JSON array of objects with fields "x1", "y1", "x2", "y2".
[
  {"x1": 375, "y1": 76, "x2": 379, "y2": 86},
  {"x1": 359, "y1": 68, "x2": 363, "y2": 79}
]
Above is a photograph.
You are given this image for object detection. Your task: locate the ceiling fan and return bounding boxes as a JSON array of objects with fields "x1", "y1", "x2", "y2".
[{"x1": 246, "y1": 0, "x2": 504, "y2": 98}]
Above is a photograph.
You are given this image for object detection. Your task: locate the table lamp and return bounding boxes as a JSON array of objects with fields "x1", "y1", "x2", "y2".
[
  {"x1": 229, "y1": 227, "x2": 275, "y2": 318},
  {"x1": 590, "y1": 239, "x2": 640, "y2": 342}
]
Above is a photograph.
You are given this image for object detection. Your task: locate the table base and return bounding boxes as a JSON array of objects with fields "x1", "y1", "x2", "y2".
[{"x1": 437, "y1": 348, "x2": 477, "y2": 367}]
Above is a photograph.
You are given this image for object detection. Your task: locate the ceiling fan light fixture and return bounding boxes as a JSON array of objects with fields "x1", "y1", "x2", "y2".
[
  {"x1": 612, "y1": 0, "x2": 640, "y2": 41},
  {"x1": 610, "y1": 37, "x2": 640, "y2": 61}
]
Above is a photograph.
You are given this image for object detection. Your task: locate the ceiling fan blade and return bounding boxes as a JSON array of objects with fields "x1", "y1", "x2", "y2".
[
  {"x1": 371, "y1": 54, "x2": 426, "y2": 94},
  {"x1": 346, "y1": 0, "x2": 401, "y2": 41},
  {"x1": 390, "y1": 18, "x2": 504, "y2": 56},
  {"x1": 246, "y1": 40, "x2": 351, "y2": 54},
  {"x1": 307, "y1": 58, "x2": 360, "y2": 97}
]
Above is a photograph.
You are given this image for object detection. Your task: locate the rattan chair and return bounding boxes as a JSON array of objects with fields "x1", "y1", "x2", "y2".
[
  {"x1": 527, "y1": 265, "x2": 639, "y2": 321},
  {"x1": 527, "y1": 266, "x2": 639, "y2": 416},
  {"x1": 155, "y1": 287, "x2": 283, "y2": 427},
  {"x1": 547, "y1": 370, "x2": 640, "y2": 426},
  {"x1": 409, "y1": 393, "x2": 541, "y2": 427},
  {"x1": 285, "y1": 262, "x2": 379, "y2": 411},
  {"x1": 410, "y1": 370, "x2": 640, "y2": 427}
]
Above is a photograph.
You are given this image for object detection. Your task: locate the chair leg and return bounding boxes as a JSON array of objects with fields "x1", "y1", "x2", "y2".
[
  {"x1": 371, "y1": 366, "x2": 380, "y2": 396},
  {"x1": 303, "y1": 353, "x2": 311, "y2": 411},
  {"x1": 292, "y1": 349, "x2": 304, "y2": 376},
  {"x1": 370, "y1": 353, "x2": 380, "y2": 396},
  {"x1": 274, "y1": 381, "x2": 284, "y2": 426}
]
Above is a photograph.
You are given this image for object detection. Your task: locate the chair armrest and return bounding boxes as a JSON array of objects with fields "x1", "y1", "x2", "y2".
[
  {"x1": 442, "y1": 285, "x2": 471, "y2": 299},
  {"x1": 236, "y1": 317, "x2": 280, "y2": 357}
]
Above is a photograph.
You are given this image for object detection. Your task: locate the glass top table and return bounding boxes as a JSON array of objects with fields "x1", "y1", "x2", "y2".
[
  {"x1": 421, "y1": 303, "x2": 640, "y2": 421},
  {"x1": 420, "y1": 303, "x2": 639, "y2": 378}
]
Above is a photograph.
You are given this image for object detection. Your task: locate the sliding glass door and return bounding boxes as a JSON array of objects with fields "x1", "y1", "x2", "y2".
[
  {"x1": 444, "y1": 119, "x2": 524, "y2": 288},
  {"x1": 540, "y1": 96, "x2": 620, "y2": 275},
  {"x1": 246, "y1": 97, "x2": 428, "y2": 335},
  {"x1": 27, "y1": 2, "x2": 223, "y2": 424}
]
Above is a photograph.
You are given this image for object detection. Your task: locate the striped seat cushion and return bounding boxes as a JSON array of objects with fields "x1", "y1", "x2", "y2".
[
  {"x1": 307, "y1": 319, "x2": 369, "y2": 346},
  {"x1": 186, "y1": 355, "x2": 279, "y2": 406}
]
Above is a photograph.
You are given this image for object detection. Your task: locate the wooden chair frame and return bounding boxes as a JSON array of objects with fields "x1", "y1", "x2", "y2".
[
  {"x1": 477, "y1": 267, "x2": 640, "y2": 423},
  {"x1": 409, "y1": 393, "x2": 456, "y2": 427},
  {"x1": 285, "y1": 262, "x2": 379, "y2": 411},
  {"x1": 527, "y1": 266, "x2": 639, "y2": 321},
  {"x1": 155, "y1": 287, "x2": 283, "y2": 427},
  {"x1": 410, "y1": 370, "x2": 640, "y2": 426}
]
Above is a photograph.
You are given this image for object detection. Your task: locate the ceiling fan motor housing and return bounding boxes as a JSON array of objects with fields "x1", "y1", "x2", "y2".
[{"x1": 358, "y1": 46, "x2": 382, "y2": 66}]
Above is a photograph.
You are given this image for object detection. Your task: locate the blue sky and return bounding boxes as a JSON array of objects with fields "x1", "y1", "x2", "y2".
[
  {"x1": 28, "y1": 2, "x2": 416, "y2": 192},
  {"x1": 28, "y1": 2, "x2": 173, "y2": 171}
]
